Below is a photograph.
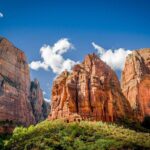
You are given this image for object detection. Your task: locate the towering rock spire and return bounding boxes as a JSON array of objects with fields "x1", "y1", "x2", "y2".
[
  {"x1": 49, "y1": 53, "x2": 132, "y2": 122},
  {"x1": 30, "y1": 79, "x2": 49, "y2": 122}
]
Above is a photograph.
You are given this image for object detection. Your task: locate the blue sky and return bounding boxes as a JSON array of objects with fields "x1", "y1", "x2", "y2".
[{"x1": 0, "y1": 0, "x2": 150, "y2": 101}]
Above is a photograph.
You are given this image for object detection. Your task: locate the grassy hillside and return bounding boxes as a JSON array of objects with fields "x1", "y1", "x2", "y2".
[{"x1": 2, "y1": 120, "x2": 150, "y2": 150}]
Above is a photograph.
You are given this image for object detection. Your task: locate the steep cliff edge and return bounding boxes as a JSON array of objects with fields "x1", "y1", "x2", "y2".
[
  {"x1": 30, "y1": 79, "x2": 49, "y2": 122},
  {"x1": 49, "y1": 53, "x2": 132, "y2": 122},
  {"x1": 0, "y1": 37, "x2": 35, "y2": 126},
  {"x1": 121, "y1": 49, "x2": 150, "y2": 121},
  {"x1": 0, "y1": 37, "x2": 49, "y2": 132}
]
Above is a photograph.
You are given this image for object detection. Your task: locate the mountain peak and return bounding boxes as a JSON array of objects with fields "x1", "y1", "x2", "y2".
[{"x1": 0, "y1": 36, "x2": 5, "y2": 42}]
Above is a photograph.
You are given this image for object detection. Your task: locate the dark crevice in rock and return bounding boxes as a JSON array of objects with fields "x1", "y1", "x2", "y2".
[
  {"x1": 88, "y1": 78, "x2": 93, "y2": 112},
  {"x1": 75, "y1": 80, "x2": 79, "y2": 113}
]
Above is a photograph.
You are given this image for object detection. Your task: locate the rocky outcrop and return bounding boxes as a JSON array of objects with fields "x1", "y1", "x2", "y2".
[
  {"x1": 49, "y1": 53, "x2": 132, "y2": 122},
  {"x1": 0, "y1": 37, "x2": 35, "y2": 126},
  {"x1": 121, "y1": 49, "x2": 150, "y2": 121},
  {"x1": 30, "y1": 79, "x2": 49, "y2": 122}
]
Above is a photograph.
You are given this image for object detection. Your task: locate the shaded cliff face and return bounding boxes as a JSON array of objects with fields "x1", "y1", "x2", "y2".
[
  {"x1": 30, "y1": 79, "x2": 49, "y2": 122},
  {"x1": 49, "y1": 54, "x2": 132, "y2": 122},
  {"x1": 0, "y1": 37, "x2": 35, "y2": 126},
  {"x1": 121, "y1": 49, "x2": 150, "y2": 121}
]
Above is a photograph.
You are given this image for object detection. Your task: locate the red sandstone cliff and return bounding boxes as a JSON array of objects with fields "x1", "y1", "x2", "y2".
[
  {"x1": 121, "y1": 49, "x2": 150, "y2": 121},
  {"x1": 0, "y1": 37, "x2": 35, "y2": 126},
  {"x1": 49, "y1": 53, "x2": 132, "y2": 122},
  {"x1": 0, "y1": 37, "x2": 49, "y2": 129}
]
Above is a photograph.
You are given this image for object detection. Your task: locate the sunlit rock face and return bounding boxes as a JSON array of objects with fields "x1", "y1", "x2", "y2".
[
  {"x1": 0, "y1": 37, "x2": 35, "y2": 126},
  {"x1": 30, "y1": 79, "x2": 49, "y2": 122},
  {"x1": 121, "y1": 49, "x2": 150, "y2": 121},
  {"x1": 49, "y1": 53, "x2": 132, "y2": 122}
]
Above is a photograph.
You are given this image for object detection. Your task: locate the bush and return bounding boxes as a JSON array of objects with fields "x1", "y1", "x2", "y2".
[
  {"x1": 117, "y1": 117, "x2": 150, "y2": 133},
  {"x1": 0, "y1": 134, "x2": 11, "y2": 150},
  {"x1": 4, "y1": 120, "x2": 150, "y2": 150},
  {"x1": 142, "y1": 116, "x2": 150, "y2": 129}
]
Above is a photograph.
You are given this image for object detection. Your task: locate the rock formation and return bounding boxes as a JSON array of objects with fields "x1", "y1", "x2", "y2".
[
  {"x1": 0, "y1": 37, "x2": 35, "y2": 126},
  {"x1": 121, "y1": 49, "x2": 150, "y2": 121},
  {"x1": 0, "y1": 36, "x2": 49, "y2": 130},
  {"x1": 49, "y1": 53, "x2": 132, "y2": 122},
  {"x1": 30, "y1": 79, "x2": 49, "y2": 122}
]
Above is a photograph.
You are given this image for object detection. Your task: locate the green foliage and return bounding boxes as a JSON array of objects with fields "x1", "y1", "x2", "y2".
[
  {"x1": 3, "y1": 120, "x2": 150, "y2": 150},
  {"x1": 142, "y1": 116, "x2": 150, "y2": 129},
  {"x1": 0, "y1": 134, "x2": 11, "y2": 150},
  {"x1": 117, "y1": 117, "x2": 150, "y2": 133}
]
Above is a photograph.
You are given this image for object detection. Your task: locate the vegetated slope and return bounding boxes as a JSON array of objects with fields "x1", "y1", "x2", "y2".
[{"x1": 4, "y1": 120, "x2": 150, "y2": 150}]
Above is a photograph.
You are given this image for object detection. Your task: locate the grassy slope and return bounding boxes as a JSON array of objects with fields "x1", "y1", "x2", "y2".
[{"x1": 3, "y1": 120, "x2": 150, "y2": 150}]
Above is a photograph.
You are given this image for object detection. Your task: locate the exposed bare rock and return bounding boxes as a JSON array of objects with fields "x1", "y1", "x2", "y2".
[
  {"x1": 49, "y1": 53, "x2": 132, "y2": 122},
  {"x1": 121, "y1": 49, "x2": 150, "y2": 121},
  {"x1": 0, "y1": 37, "x2": 35, "y2": 126},
  {"x1": 30, "y1": 79, "x2": 49, "y2": 122}
]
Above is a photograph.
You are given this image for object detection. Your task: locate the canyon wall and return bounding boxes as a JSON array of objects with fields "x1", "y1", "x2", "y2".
[
  {"x1": 121, "y1": 49, "x2": 150, "y2": 121},
  {"x1": 0, "y1": 37, "x2": 49, "y2": 130},
  {"x1": 0, "y1": 37, "x2": 35, "y2": 126},
  {"x1": 1, "y1": 35, "x2": 149, "y2": 128},
  {"x1": 49, "y1": 54, "x2": 132, "y2": 122}
]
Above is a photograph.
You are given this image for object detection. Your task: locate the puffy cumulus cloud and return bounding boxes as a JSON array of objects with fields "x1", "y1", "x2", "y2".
[
  {"x1": 92, "y1": 42, "x2": 132, "y2": 70},
  {"x1": 30, "y1": 61, "x2": 48, "y2": 71},
  {"x1": 29, "y1": 38, "x2": 78, "y2": 74},
  {"x1": 0, "y1": 12, "x2": 3, "y2": 18}
]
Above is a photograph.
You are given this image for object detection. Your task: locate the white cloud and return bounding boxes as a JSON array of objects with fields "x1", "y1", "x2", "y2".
[
  {"x1": 43, "y1": 91, "x2": 46, "y2": 96},
  {"x1": 29, "y1": 38, "x2": 78, "y2": 74},
  {"x1": 44, "y1": 98, "x2": 51, "y2": 102},
  {"x1": 92, "y1": 42, "x2": 105, "y2": 55},
  {"x1": 0, "y1": 12, "x2": 3, "y2": 18},
  {"x1": 92, "y1": 42, "x2": 132, "y2": 70},
  {"x1": 30, "y1": 61, "x2": 48, "y2": 71}
]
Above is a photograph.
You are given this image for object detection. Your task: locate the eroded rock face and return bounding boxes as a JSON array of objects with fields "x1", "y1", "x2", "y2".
[
  {"x1": 30, "y1": 79, "x2": 49, "y2": 122},
  {"x1": 0, "y1": 37, "x2": 35, "y2": 126},
  {"x1": 121, "y1": 49, "x2": 150, "y2": 121},
  {"x1": 49, "y1": 54, "x2": 132, "y2": 122}
]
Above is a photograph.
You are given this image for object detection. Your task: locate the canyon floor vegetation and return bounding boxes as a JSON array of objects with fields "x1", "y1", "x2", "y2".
[{"x1": 1, "y1": 120, "x2": 150, "y2": 150}]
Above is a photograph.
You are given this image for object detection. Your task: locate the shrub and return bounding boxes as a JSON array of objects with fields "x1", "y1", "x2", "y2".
[
  {"x1": 4, "y1": 120, "x2": 150, "y2": 150},
  {"x1": 142, "y1": 116, "x2": 150, "y2": 129}
]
